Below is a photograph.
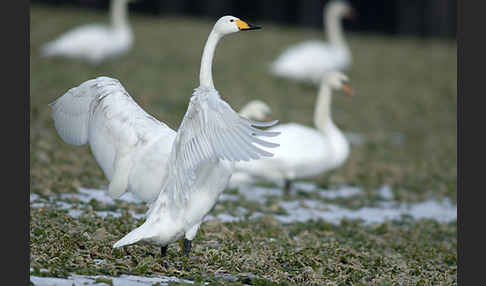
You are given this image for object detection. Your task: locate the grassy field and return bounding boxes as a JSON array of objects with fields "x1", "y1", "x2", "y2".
[{"x1": 30, "y1": 4, "x2": 457, "y2": 285}]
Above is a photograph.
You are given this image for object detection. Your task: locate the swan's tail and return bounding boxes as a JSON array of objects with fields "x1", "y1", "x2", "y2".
[{"x1": 113, "y1": 222, "x2": 152, "y2": 248}]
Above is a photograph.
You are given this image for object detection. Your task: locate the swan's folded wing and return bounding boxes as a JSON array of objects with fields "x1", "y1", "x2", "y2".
[{"x1": 169, "y1": 87, "x2": 280, "y2": 202}]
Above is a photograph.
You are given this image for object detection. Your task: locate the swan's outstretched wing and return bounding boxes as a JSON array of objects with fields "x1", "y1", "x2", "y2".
[
  {"x1": 170, "y1": 86, "x2": 280, "y2": 202},
  {"x1": 50, "y1": 76, "x2": 175, "y2": 198},
  {"x1": 49, "y1": 76, "x2": 108, "y2": 146}
]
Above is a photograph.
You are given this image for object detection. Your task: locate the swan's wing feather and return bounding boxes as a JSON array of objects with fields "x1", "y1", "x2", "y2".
[
  {"x1": 50, "y1": 76, "x2": 175, "y2": 198},
  {"x1": 48, "y1": 77, "x2": 111, "y2": 146},
  {"x1": 169, "y1": 87, "x2": 280, "y2": 202}
]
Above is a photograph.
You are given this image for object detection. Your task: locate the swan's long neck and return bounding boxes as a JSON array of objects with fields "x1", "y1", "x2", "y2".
[
  {"x1": 314, "y1": 84, "x2": 335, "y2": 133},
  {"x1": 111, "y1": 0, "x2": 129, "y2": 29},
  {"x1": 325, "y1": 9, "x2": 347, "y2": 48},
  {"x1": 314, "y1": 83, "x2": 349, "y2": 166},
  {"x1": 199, "y1": 30, "x2": 222, "y2": 89}
]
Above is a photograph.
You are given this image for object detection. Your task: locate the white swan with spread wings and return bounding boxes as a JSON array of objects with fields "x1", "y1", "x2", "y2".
[{"x1": 50, "y1": 15, "x2": 278, "y2": 257}]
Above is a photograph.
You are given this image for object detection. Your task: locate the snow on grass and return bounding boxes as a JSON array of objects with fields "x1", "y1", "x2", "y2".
[
  {"x1": 275, "y1": 198, "x2": 456, "y2": 225},
  {"x1": 30, "y1": 193, "x2": 40, "y2": 202},
  {"x1": 235, "y1": 185, "x2": 284, "y2": 202},
  {"x1": 60, "y1": 188, "x2": 142, "y2": 204},
  {"x1": 30, "y1": 188, "x2": 146, "y2": 219},
  {"x1": 30, "y1": 183, "x2": 456, "y2": 225},
  {"x1": 30, "y1": 273, "x2": 197, "y2": 286}
]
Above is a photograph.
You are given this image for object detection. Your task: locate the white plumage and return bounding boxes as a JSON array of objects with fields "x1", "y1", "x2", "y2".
[
  {"x1": 230, "y1": 72, "x2": 353, "y2": 192},
  {"x1": 40, "y1": 0, "x2": 133, "y2": 65},
  {"x1": 50, "y1": 77, "x2": 177, "y2": 202},
  {"x1": 51, "y1": 83, "x2": 275, "y2": 204},
  {"x1": 270, "y1": 0, "x2": 354, "y2": 85},
  {"x1": 66, "y1": 15, "x2": 275, "y2": 255}
]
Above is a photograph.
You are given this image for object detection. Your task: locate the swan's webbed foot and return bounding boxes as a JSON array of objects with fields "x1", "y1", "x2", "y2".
[
  {"x1": 182, "y1": 239, "x2": 192, "y2": 256},
  {"x1": 161, "y1": 245, "x2": 168, "y2": 257}
]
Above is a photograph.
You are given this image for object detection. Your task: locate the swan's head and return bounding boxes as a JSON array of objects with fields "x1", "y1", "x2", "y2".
[
  {"x1": 239, "y1": 100, "x2": 273, "y2": 121},
  {"x1": 213, "y1": 16, "x2": 261, "y2": 36},
  {"x1": 325, "y1": 0, "x2": 355, "y2": 19},
  {"x1": 323, "y1": 71, "x2": 354, "y2": 95}
]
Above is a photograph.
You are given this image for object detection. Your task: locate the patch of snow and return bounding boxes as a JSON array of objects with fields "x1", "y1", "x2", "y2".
[
  {"x1": 405, "y1": 199, "x2": 457, "y2": 222},
  {"x1": 55, "y1": 200, "x2": 76, "y2": 210},
  {"x1": 215, "y1": 213, "x2": 241, "y2": 223},
  {"x1": 117, "y1": 192, "x2": 143, "y2": 203},
  {"x1": 288, "y1": 182, "x2": 363, "y2": 199},
  {"x1": 30, "y1": 193, "x2": 40, "y2": 202},
  {"x1": 236, "y1": 185, "x2": 283, "y2": 202},
  {"x1": 203, "y1": 214, "x2": 215, "y2": 222},
  {"x1": 235, "y1": 207, "x2": 249, "y2": 216},
  {"x1": 317, "y1": 186, "x2": 362, "y2": 199},
  {"x1": 95, "y1": 211, "x2": 123, "y2": 218},
  {"x1": 67, "y1": 209, "x2": 84, "y2": 218},
  {"x1": 30, "y1": 191, "x2": 146, "y2": 220},
  {"x1": 77, "y1": 188, "x2": 116, "y2": 204},
  {"x1": 30, "y1": 274, "x2": 196, "y2": 286},
  {"x1": 377, "y1": 185, "x2": 394, "y2": 200},
  {"x1": 30, "y1": 268, "x2": 49, "y2": 273},
  {"x1": 30, "y1": 275, "x2": 102, "y2": 286},
  {"x1": 219, "y1": 193, "x2": 239, "y2": 201},
  {"x1": 249, "y1": 212, "x2": 264, "y2": 220},
  {"x1": 214, "y1": 273, "x2": 239, "y2": 282},
  {"x1": 59, "y1": 188, "x2": 143, "y2": 206},
  {"x1": 275, "y1": 199, "x2": 456, "y2": 225},
  {"x1": 292, "y1": 181, "x2": 317, "y2": 192},
  {"x1": 129, "y1": 211, "x2": 146, "y2": 220},
  {"x1": 31, "y1": 203, "x2": 46, "y2": 208}
]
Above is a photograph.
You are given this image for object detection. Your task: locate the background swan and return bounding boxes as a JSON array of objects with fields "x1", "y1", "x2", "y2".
[
  {"x1": 270, "y1": 0, "x2": 354, "y2": 85},
  {"x1": 230, "y1": 71, "x2": 353, "y2": 194},
  {"x1": 51, "y1": 15, "x2": 278, "y2": 257},
  {"x1": 40, "y1": 0, "x2": 134, "y2": 65},
  {"x1": 239, "y1": 100, "x2": 273, "y2": 121}
]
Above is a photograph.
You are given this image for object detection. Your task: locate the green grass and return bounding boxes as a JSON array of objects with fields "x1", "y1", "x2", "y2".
[{"x1": 30, "y1": 4, "x2": 456, "y2": 285}]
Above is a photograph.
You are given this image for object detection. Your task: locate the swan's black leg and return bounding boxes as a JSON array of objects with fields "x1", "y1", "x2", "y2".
[
  {"x1": 182, "y1": 239, "x2": 192, "y2": 256},
  {"x1": 284, "y1": 180, "x2": 292, "y2": 197},
  {"x1": 161, "y1": 245, "x2": 168, "y2": 257}
]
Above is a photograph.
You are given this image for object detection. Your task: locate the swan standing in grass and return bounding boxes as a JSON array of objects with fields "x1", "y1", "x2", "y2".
[
  {"x1": 230, "y1": 72, "x2": 353, "y2": 194},
  {"x1": 270, "y1": 0, "x2": 354, "y2": 85},
  {"x1": 112, "y1": 16, "x2": 279, "y2": 257},
  {"x1": 50, "y1": 94, "x2": 274, "y2": 204},
  {"x1": 40, "y1": 0, "x2": 134, "y2": 65},
  {"x1": 50, "y1": 15, "x2": 278, "y2": 257}
]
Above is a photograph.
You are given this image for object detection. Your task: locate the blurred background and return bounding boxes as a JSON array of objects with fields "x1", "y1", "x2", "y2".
[{"x1": 32, "y1": 0, "x2": 456, "y2": 38}]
